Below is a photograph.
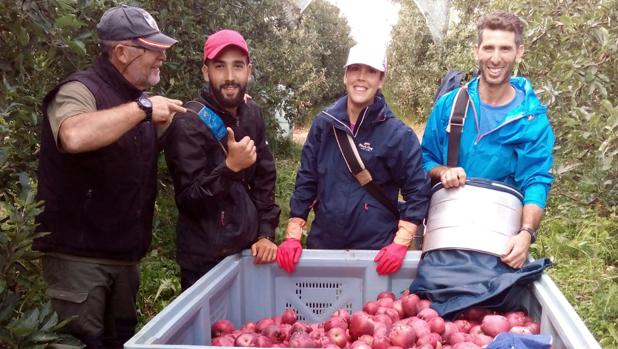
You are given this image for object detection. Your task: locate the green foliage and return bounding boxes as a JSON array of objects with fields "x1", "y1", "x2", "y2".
[
  {"x1": 0, "y1": 186, "x2": 79, "y2": 347},
  {"x1": 390, "y1": 0, "x2": 617, "y2": 344},
  {"x1": 0, "y1": 0, "x2": 353, "y2": 345}
]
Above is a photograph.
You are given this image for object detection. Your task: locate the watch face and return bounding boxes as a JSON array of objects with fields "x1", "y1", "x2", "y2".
[{"x1": 139, "y1": 95, "x2": 153, "y2": 108}]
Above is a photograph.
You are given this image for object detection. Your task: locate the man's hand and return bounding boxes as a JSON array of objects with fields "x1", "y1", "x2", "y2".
[
  {"x1": 225, "y1": 127, "x2": 256, "y2": 172},
  {"x1": 439, "y1": 166, "x2": 467, "y2": 188},
  {"x1": 150, "y1": 96, "x2": 185, "y2": 126},
  {"x1": 251, "y1": 238, "x2": 277, "y2": 264},
  {"x1": 501, "y1": 232, "x2": 532, "y2": 269}
]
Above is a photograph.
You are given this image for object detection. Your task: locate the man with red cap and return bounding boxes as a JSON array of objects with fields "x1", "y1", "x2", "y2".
[
  {"x1": 164, "y1": 29, "x2": 280, "y2": 291},
  {"x1": 33, "y1": 5, "x2": 185, "y2": 348}
]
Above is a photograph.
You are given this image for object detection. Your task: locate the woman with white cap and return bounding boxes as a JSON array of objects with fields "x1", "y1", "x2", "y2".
[{"x1": 277, "y1": 43, "x2": 431, "y2": 275}]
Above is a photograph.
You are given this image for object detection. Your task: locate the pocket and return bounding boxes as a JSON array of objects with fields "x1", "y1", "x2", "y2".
[{"x1": 46, "y1": 288, "x2": 88, "y2": 304}]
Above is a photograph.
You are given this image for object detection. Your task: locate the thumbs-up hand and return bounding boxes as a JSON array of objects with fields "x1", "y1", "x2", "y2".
[{"x1": 225, "y1": 127, "x2": 257, "y2": 172}]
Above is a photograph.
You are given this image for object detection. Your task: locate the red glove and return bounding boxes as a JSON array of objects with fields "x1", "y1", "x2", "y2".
[
  {"x1": 374, "y1": 242, "x2": 408, "y2": 275},
  {"x1": 277, "y1": 238, "x2": 303, "y2": 273}
]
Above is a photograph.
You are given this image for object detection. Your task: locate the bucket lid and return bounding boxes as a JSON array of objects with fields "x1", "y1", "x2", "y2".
[{"x1": 431, "y1": 178, "x2": 523, "y2": 203}]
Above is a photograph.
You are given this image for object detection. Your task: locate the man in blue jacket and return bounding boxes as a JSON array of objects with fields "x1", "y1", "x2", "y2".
[
  {"x1": 411, "y1": 11, "x2": 554, "y2": 317},
  {"x1": 277, "y1": 43, "x2": 431, "y2": 275}
]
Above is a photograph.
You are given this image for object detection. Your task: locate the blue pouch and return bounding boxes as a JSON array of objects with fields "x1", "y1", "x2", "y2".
[{"x1": 197, "y1": 105, "x2": 227, "y2": 142}]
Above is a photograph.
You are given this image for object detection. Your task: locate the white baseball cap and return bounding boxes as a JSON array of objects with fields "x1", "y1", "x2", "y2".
[{"x1": 344, "y1": 43, "x2": 387, "y2": 73}]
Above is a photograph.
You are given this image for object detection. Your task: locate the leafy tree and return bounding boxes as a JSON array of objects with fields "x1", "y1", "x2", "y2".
[{"x1": 0, "y1": 0, "x2": 353, "y2": 346}]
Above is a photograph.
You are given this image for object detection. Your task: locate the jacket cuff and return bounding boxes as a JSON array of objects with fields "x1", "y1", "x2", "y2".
[
  {"x1": 258, "y1": 223, "x2": 276, "y2": 239},
  {"x1": 216, "y1": 161, "x2": 244, "y2": 180}
]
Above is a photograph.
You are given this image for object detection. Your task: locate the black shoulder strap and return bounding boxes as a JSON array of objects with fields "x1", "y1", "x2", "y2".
[
  {"x1": 333, "y1": 126, "x2": 399, "y2": 218},
  {"x1": 447, "y1": 86, "x2": 470, "y2": 167}
]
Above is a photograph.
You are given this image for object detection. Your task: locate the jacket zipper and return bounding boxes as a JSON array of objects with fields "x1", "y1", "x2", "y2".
[{"x1": 322, "y1": 106, "x2": 369, "y2": 137}]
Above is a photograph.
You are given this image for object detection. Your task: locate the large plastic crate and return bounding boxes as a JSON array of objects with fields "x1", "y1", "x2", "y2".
[{"x1": 125, "y1": 250, "x2": 600, "y2": 349}]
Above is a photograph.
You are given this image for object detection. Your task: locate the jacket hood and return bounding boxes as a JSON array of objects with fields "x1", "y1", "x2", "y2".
[
  {"x1": 320, "y1": 92, "x2": 393, "y2": 131},
  {"x1": 466, "y1": 76, "x2": 548, "y2": 121}
]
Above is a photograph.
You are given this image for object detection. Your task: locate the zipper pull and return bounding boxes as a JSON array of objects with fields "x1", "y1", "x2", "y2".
[{"x1": 220, "y1": 211, "x2": 225, "y2": 226}]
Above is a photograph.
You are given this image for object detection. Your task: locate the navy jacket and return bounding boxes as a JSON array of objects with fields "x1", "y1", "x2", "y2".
[{"x1": 290, "y1": 93, "x2": 430, "y2": 249}]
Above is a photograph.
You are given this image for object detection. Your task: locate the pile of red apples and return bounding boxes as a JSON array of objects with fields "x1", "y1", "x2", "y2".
[{"x1": 210, "y1": 290, "x2": 541, "y2": 349}]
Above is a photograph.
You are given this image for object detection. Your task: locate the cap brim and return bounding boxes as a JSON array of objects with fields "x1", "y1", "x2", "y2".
[
  {"x1": 206, "y1": 43, "x2": 249, "y2": 60},
  {"x1": 344, "y1": 61, "x2": 385, "y2": 72},
  {"x1": 135, "y1": 32, "x2": 177, "y2": 50}
]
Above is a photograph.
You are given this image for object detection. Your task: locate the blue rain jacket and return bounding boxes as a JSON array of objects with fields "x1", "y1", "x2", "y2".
[
  {"x1": 422, "y1": 76, "x2": 554, "y2": 208},
  {"x1": 290, "y1": 93, "x2": 431, "y2": 249}
]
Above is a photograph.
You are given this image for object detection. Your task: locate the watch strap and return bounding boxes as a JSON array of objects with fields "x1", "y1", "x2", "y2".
[{"x1": 519, "y1": 226, "x2": 537, "y2": 243}]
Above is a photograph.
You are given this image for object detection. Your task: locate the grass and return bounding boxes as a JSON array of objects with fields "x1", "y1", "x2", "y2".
[{"x1": 532, "y1": 209, "x2": 618, "y2": 346}]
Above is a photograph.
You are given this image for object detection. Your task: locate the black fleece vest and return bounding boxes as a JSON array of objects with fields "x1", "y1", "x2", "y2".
[{"x1": 33, "y1": 57, "x2": 158, "y2": 261}]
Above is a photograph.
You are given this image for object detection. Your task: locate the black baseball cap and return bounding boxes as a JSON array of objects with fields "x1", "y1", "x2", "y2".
[{"x1": 97, "y1": 5, "x2": 177, "y2": 50}]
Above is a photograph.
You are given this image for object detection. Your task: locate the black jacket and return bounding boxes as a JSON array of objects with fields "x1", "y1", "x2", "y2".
[
  {"x1": 163, "y1": 87, "x2": 280, "y2": 270},
  {"x1": 34, "y1": 57, "x2": 157, "y2": 261}
]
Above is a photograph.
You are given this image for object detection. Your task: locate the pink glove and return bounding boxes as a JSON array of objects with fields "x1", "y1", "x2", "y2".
[
  {"x1": 374, "y1": 243, "x2": 408, "y2": 275},
  {"x1": 277, "y1": 238, "x2": 303, "y2": 273}
]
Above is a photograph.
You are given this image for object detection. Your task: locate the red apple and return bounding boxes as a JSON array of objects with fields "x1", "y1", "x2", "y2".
[
  {"x1": 388, "y1": 323, "x2": 416, "y2": 348},
  {"x1": 350, "y1": 312, "x2": 375, "y2": 339},
  {"x1": 505, "y1": 311, "x2": 526, "y2": 328},
  {"x1": 428, "y1": 317, "x2": 445, "y2": 334},
  {"x1": 333, "y1": 309, "x2": 351, "y2": 323},
  {"x1": 377, "y1": 297, "x2": 394, "y2": 309},
  {"x1": 481, "y1": 315, "x2": 510, "y2": 337},
  {"x1": 324, "y1": 316, "x2": 349, "y2": 331},
  {"x1": 453, "y1": 319, "x2": 472, "y2": 333},
  {"x1": 281, "y1": 308, "x2": 298, "y2": 325},
  {"x1": 289, "y1": 331, "x2": 318, "y2": 348},
  {"x1": 255, "y1": 318, "x2": 275, "y2": 333},
  {"x1": 351, "y1": 339, "x2": 373, "y2": 349},
  {"x1": 401, "y1": 294, "x2": 420, "y2": 317},
  {"x1": 372, "y1": 335, "x2": 391, "y2": 349},
  {"x1": 417, "y1": 308, "x2": 439, "y2": 322},
  {"x1": 452, "y1": 342, "x2": 482, "y2": 349},
  {"x1": 416, "y1": 299, "x2": 432, "y2": 313},
  {"x1": 211, "y1": 336, "x2": 235, "y2": 346},
  {"x1": 211, "y1": 319, "x2": 235, "y2": 338},
  {"x1": 262, "y1": 324, "x2": 285, "y2": 343},
  {"x1": 327, "y1": 327, "x2": 348, "y2": 348},
  {"x1": 235, "y1": 332, "x2": 257, "y2": 347},
  {"x1": 377, "y1": 291, "x2": 397, "y2": 300},
  {"x1": 254, "y1": 335, "x2": 273, "y2": 347},
  {"x1": 364, "y1": 301, "x2": 380, "y2": 315}
]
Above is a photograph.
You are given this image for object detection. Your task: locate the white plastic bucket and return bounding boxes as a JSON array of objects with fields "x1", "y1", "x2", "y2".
[{"x1": 422, "y1": 178, "x2": 523, "y2": 256}]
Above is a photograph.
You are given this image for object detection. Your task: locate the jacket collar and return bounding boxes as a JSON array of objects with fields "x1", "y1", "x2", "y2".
[
  {"x1": 321, "y1": 92, "x2": 391, "y2": 133},
  {"x1": 466, "y1": 76, "x2": 547, "y2": 120},
  {"x1": 93, "y1": 56, "x2": 143, "y2": 100}
]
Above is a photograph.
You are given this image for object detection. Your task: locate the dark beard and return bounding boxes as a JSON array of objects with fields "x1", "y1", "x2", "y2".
[{"x1": 210, "y1": 81, "x2": 246, "y2": 109}]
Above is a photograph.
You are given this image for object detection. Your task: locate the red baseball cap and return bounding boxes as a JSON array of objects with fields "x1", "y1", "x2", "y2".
[{"x1": 203, "y1": 29, "x2": 250, "y2": 61}]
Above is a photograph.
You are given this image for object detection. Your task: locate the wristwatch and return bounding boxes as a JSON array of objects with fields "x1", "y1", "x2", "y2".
[
  {"x1": 136, "y1": 93, "x2": 153, "y2": 121},
  {"x1": 519, "y1": 226, "x2": 537, "y2": 243},
  {"x1": 257, "y1": 235, "x2": 274, "y2": 242}
]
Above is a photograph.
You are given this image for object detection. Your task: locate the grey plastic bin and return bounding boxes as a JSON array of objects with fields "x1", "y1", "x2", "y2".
[{"x1": 125, "y1": 250, "x2": 600, "y2": 349}]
